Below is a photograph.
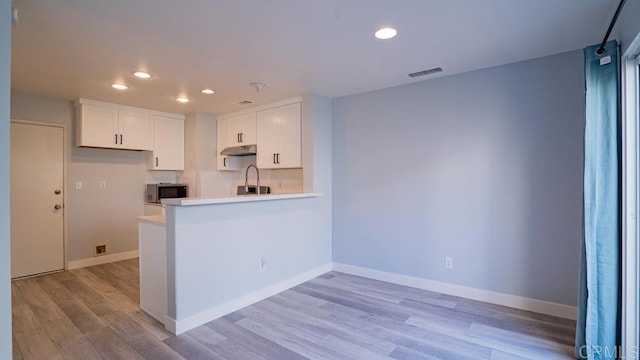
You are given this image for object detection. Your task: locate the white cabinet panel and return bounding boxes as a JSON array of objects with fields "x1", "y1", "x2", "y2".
[
  {"x1": 76, "y1": 100, "x2": 155, "y2": 151},
  {"x1": 256, "y1": 107, "x2": 278, "y2": 169},
  {"x1": 76, "y1": 104, "x2": 118, "y2": 148},
  {"x1": 139, "y1": 221, "x2": 167, "y2": 324},
  {"x1": 217, "y1": 100, "x2": 301, "y2": 171},
  {"x1": 216, "y1": 117, "x2": 240, "y2": 171},
  {"x1": 118, "y1": 110, "x2": 153, "y2": 150},
  {"x1": 277, "y1": 103, "x2": 302, "y2": 168},
  {"x1": 226, "y1": 113, "x2": 256, "y2": 147},
  {"x1": 148, "y1": 115, "x2": 184, "y2": 170},
  {"x1": 256, "y1": 102, "x2": 301, "y2": 169},
  {"x1": 217, "y1": 113, "x2": 254, "y2": 171}
]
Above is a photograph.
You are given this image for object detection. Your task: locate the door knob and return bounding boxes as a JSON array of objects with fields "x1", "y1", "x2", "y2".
[
  {"x1": 54, "y1": 190, "x2": 61, "y2": 195},
  {"x1": 54, "y1": 204, "x2": 62, "y2": 210}
]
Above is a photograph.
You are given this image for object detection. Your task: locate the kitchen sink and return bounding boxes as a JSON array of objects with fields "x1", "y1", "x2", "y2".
[{"x1": 237, "y1": 185, "x2": 271, "y2": 196}]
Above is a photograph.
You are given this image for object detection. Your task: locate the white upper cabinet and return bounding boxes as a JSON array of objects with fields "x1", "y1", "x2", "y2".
[
  {"x1": 76, "y1": 99, "x2": 185, "y2": 170},
  {"x1": 256, "y1": 102, "x2": 301, "y2": 169},
  {"x1": 118, "y1": 110, "x2": 153, "y2": 150},
  {"x1": 76, "y1": 104, "x2": 118, "y2": 148},
  {"x1": 216, "y1": 117, "x2": 240, "y2": 171},
  {"x1": 216, "y1": 98, "x2": 302, "y2": 171},
  {"x1": 225, "y1": 112, "x2": 256, "y2": 146},
  {"x1": 76, "y1": 100, "x2": 152, "y2": 150},
  {"x1": 148, "y1": 115, "x2": 184, "y2": 171}
]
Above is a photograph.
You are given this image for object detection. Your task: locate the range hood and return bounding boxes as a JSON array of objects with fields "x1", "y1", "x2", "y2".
[{"x1": 220, "y1": 144, "x2": 257, "y2": 156}]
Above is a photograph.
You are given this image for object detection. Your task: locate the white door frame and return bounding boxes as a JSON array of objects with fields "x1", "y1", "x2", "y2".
[
  {"x1": 621, "y1": 37, "x2": 640, "y2": 358},
  {"x1": 10, "y1": 119, "x2": 68, "y2": 273}
]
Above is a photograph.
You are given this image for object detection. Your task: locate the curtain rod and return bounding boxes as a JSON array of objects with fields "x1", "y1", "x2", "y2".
[{"x1": 596, "y1": 0, "x2": 627, "y2": 55}]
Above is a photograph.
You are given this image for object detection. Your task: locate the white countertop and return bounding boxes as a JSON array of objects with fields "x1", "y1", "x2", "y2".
[
  {"x1": 162, "y1": 192, "x2": 323, "y2": 206},
  {"x1": 137, "y1": 214, "x2": 166, "y2": 224}
]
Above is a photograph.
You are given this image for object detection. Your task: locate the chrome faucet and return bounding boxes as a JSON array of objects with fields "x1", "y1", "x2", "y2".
[{"x1": 244, "y1": 164, "x2": 260, "y2": 195}]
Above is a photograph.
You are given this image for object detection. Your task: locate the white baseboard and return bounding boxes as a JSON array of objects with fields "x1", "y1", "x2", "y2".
[
  {"x1": 332, "y1": 263, "x2": 577, "y2": 320},
  {"x1": 165, "y1": 263, "x2": 333, "y2": 334},
  {"x1": 67, "y1": 250, "x2": 139, "y2": 270}
]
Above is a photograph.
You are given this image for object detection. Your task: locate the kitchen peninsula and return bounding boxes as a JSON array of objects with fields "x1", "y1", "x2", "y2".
[{"x1": 138, "y1": 95, "x2": 333, "y2": 334}]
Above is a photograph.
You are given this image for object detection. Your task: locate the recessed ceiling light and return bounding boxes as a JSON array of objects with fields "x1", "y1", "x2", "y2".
[
  {"x1": 176, "y1": 96, "x2": 190, "y2": 103},
  {"x1": 111, "y1": 83, "x2": 128, "y2": 90},
  {"x1": 133, "y1": 71, "x2": 152, "y2": 79},
  {"x1": 201, "y1": 89, "x2": 215, "y2": 95},
  {"x1": 375, "y1": 27, "x2": 397, "y2": 40}
]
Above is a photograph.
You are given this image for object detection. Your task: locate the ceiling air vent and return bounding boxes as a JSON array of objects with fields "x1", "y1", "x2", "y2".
[
  {"x1": 408, "y1": 67, "x2": 443, "y2": 78},
  {"x1": 238, "y1": 100, "x2": 253, "y2": 105}
]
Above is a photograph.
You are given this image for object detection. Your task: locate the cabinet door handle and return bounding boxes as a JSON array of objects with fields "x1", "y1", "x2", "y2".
[
  {"x1": 273, "y1": 153, "x2": 277, "y2": 164},
  {"x1": 277, "y1": 153, "x2": 280, "y2": 164},
  {"x1": 155, "y1": 157, "x2": 159, "y2": 167},
  {"x1": 223, "y1": 157, "x2": 227, "y2": 167},
  {"x1": 237, "y1": 133, "x2": 241, "y2": 143},
  {"x1": 115, "y1": 134, "x2": 118, "y2": 144},
  {"x1": 240, "y1": 132, "x2": 243, "y2": 143},
  {"x1": 120, "y1": 134, "x2": 123, "y2": 144}
]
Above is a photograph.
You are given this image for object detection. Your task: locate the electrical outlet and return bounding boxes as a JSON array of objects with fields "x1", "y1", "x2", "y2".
[
  {"x1": 259, "y1": 257, "x2": 267, "y2": 272},
  {"x1": 445, "y1": 257, "x2": 453, "y2": 269},
  {"x1": 75, "y1": 181, "x2": 82, "y2": 190},
  {"x1": 95, "y1": 244, "x2": 107, "y2": 256},
  {"x1": 99, "y1": 181, "x2": 106, "y2": 189}
]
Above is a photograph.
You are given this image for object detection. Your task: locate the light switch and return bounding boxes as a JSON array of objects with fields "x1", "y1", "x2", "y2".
[
  {"x1": 99, "y1": 181, "x2": 106, "y2": 189},
  {"x1": 75, "y1": 181, "x2": 82, "y2": 190}
]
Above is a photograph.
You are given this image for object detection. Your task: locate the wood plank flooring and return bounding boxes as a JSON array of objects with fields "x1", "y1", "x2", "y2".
[{"x1": 12, "y1": 259, "x2": 576, "y2": 359}]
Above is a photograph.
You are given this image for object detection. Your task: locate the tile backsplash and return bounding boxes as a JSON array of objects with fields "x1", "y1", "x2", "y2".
[
  {"x1": 232, "y1": 168, "x2": 303, "y2": 195},
  {"x1": 145, "y1": 170, "x2": 178, "y2": 185}
]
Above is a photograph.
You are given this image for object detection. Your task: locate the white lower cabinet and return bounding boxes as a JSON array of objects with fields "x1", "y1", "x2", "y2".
[{"x1": 138, "y1": 220, "x2": 167, "y2": 325}]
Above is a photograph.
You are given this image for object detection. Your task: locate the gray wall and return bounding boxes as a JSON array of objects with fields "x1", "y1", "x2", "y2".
[
  {"x1": 616, "y1": 0, "x2": 640, "y2": 54},
  {"x1": 0, "y1": 1, "x2": 11, "y2": 357},
  {"x1": 332, "y1": 50, "x2": 584, "y2": 306},
  {"x1": 11, "y1": 92, "x2": 150, "y2": 261}
]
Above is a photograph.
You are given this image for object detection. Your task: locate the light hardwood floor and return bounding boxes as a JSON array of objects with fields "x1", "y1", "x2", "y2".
[{"x1": 12, "y1": 259, "x2": 576, "y2": 359}]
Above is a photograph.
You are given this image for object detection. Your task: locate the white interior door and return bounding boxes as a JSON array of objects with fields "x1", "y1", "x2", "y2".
[{"x1": 11, "y1": 122, "x2": 65, "y2": 278}]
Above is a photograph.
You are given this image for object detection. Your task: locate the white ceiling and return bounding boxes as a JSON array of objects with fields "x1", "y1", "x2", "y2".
[{"x1": 11, "y1": 0, "x2": 616, "y2": 115}]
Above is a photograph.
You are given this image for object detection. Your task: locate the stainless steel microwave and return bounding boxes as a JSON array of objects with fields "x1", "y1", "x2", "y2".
[{"x1": 146, "y1": 183, "x2": 188, "y2": 204}]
